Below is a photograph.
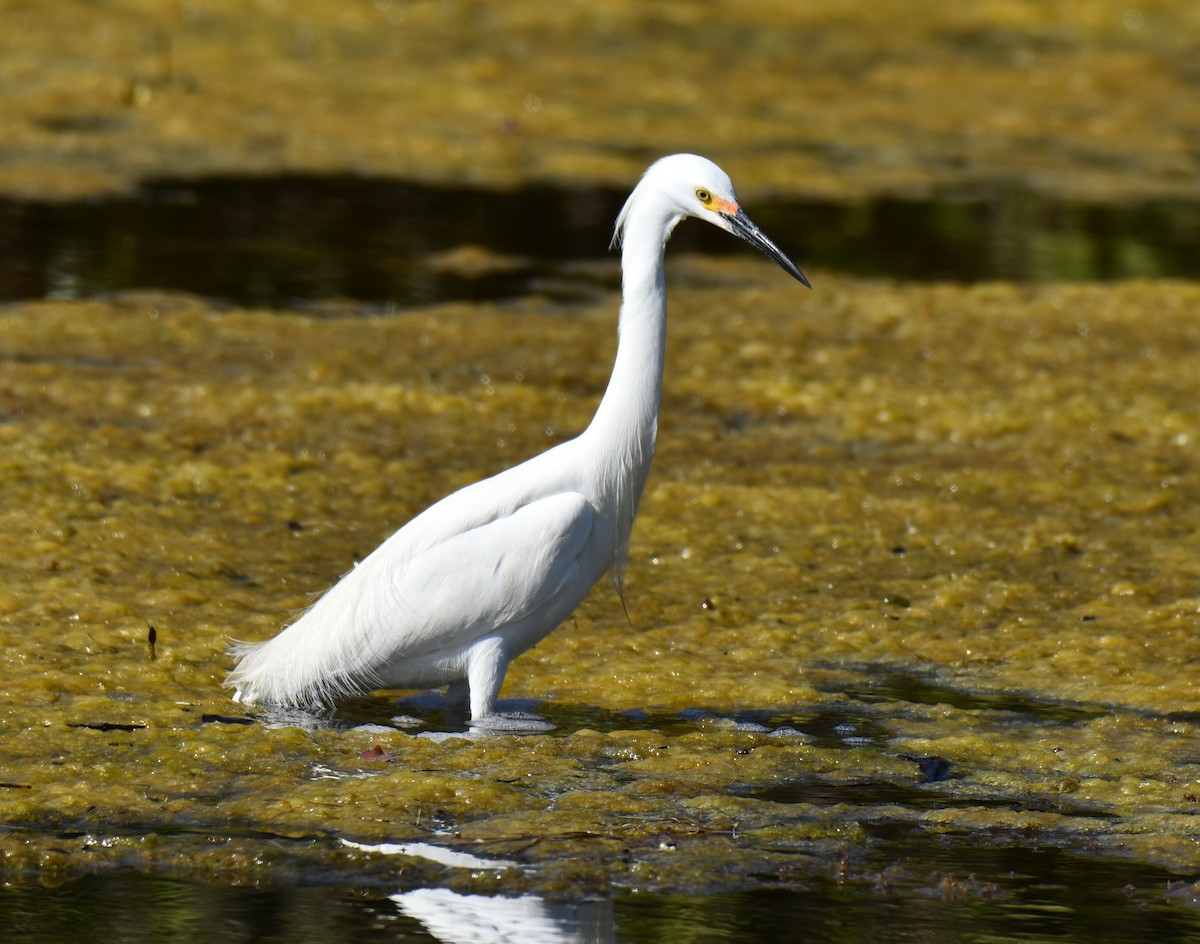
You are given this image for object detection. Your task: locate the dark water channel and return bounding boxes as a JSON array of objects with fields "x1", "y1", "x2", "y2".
[
  {"x1": 2, "y1": 851, "x2": 1198, "y2": 944},
  {"x1": 0, "y1": 177, "x2": 1196, "y2": 309}
]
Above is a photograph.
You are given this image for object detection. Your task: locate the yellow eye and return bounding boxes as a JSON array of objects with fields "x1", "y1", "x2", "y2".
[{"x1": 695, "y1": 188, "x2": 713, "y2": 205}]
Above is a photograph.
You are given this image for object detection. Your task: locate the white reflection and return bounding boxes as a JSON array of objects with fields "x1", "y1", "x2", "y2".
[
  {"x1": 391, "y1": 888, "x2": 614, "y2": 944},
  {"x1": 342, "y1": 839, "x2": 517, "y2": 871}
]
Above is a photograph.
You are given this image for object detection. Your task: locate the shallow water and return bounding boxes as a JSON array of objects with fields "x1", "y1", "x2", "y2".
[
  {"x1": 2, "y1": 852, "x2": 1199, "y2": 944},
  {"x1": 0, "y1": 179, "x2": 1197, "y2": 308}
]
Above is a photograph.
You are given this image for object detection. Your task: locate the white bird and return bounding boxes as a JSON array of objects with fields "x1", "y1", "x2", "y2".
[{"x1": 226, "y1": 154, "x2": 809, "y2": 720}]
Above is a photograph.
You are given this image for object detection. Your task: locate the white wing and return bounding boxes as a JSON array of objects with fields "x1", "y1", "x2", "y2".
[{"x1": 380, "y1": 490, "x2": 593, "y2": 658}]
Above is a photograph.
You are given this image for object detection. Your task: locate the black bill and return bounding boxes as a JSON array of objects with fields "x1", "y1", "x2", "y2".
[{"x1": 722, "y1": 208, "x2": 811, "y2": 288}]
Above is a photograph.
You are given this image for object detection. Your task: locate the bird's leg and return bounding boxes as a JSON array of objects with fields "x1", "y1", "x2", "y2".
[{"x1": 465, "y1": 635, "x2": 508, "y2": 720}]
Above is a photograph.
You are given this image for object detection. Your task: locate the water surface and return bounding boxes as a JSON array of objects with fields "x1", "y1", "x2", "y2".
[
  {"x1": 1, "y1": 179, "x2": 1196, "y2": 308},
  {"x1": 3, "y1": 850, "x2": 1198, "y2": 944}
]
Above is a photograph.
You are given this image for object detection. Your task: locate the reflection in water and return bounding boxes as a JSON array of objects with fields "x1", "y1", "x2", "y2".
[
  {"x1": 1, "y1": 861, "x2": 1198, "y2": 944},
  {"x1": 392, "y1": 889, "x2": 614, "y2": 944},
  {"x1": 0, "y1": 178, "x2": 1195, "y2": 308},
  {"x1": 343, "y1": 838, "x2": 518, "y2": 870},
  {"x1": 346, "y1": 839, "x2": 616, "y2": 942}
]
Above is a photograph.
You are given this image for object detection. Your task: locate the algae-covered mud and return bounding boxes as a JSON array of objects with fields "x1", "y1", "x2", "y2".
[
  {"x1": 2, "y1": 271, "x2": 1199, "y2": 912},
  {"x1": 1, "y1": 0, "x2": 1198, "y2": 201}
]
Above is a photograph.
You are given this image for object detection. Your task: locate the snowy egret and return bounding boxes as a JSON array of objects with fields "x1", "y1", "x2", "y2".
[{"x1": 226, "y1": 154, "x2": 808, "y2": 719}]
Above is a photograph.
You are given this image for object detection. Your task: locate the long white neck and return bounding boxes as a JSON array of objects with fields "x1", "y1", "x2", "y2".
[{"x1": 583, "y1": 196, "x2": 681, "y2": 583}]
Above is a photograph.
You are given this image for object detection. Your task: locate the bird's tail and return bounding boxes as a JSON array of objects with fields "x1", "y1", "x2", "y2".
[{"x1": 224, "y1": 558, "x2": 393, "y2": 709}]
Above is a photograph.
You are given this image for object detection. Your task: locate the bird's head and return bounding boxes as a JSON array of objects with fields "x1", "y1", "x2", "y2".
[{"x1": 612, "y1": 153, "x2": 810, "y2": 288}]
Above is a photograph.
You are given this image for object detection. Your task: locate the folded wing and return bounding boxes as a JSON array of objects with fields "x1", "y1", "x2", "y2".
[{"x1": 228, "y1": 490, "x2": 595, "y2": 707}]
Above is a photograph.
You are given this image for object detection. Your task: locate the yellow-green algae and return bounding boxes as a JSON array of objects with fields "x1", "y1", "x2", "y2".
[
  {"x1": 1, "y1": 0, "x2": 1198, "y2": 201},
  {"x1": 2, "y1": 268, "x2": 1199, "y2": 891}
]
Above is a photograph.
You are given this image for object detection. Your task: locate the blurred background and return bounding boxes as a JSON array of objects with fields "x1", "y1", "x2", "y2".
[{"x1": 0, "y1": 0, "x2": 1197, "y2": 304}]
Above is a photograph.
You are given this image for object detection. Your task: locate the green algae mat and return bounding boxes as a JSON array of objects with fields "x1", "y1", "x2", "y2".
[{"x1": 2, "y1": 268, "x2": 1198, "y2": 895}]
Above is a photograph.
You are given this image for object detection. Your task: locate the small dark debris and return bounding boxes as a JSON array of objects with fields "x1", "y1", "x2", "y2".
[
  {"x1": 700, "y1": 597, "x2": 716, "y2": 610},
  {"x1": 286, "y1": 519, "x2": 304, "y2": 532},
  {"x1": 891, "y1": 546, "x2": 907, "y2": 556},
  {"x1": 930, "y1": 870, "x2": 1001, "y2": 899},
  {"x1": 899, "y1": 753, "x2": 953, "y2": 783},
  {"x1": 1079, "y1": 614, "x2": 1098, "y2": 622},
  {"x1": 215, "y1": 563, "x2": 254, "y2": 584},
  {"x1": 1165, "y1": 880, "x2": 1200, "y2": 904},
  {"x1": 67, "y1": 722, "x2": 146, "y2": 732},
  {"x1": 147, "y1": 623, "x2": 157, "y2": 661},
  {"x1": 201, "y1": 714, "x2": 255, "y2": 726},
  {"x1": 721, "y1": 411, "x2": 752, "y2": 435},
  {"x1": 36, "y1": 113, "x2": 126, "y2": 134},
  {"x1": 0, "y1": 782, "x2": 32, "y2": 790}
]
